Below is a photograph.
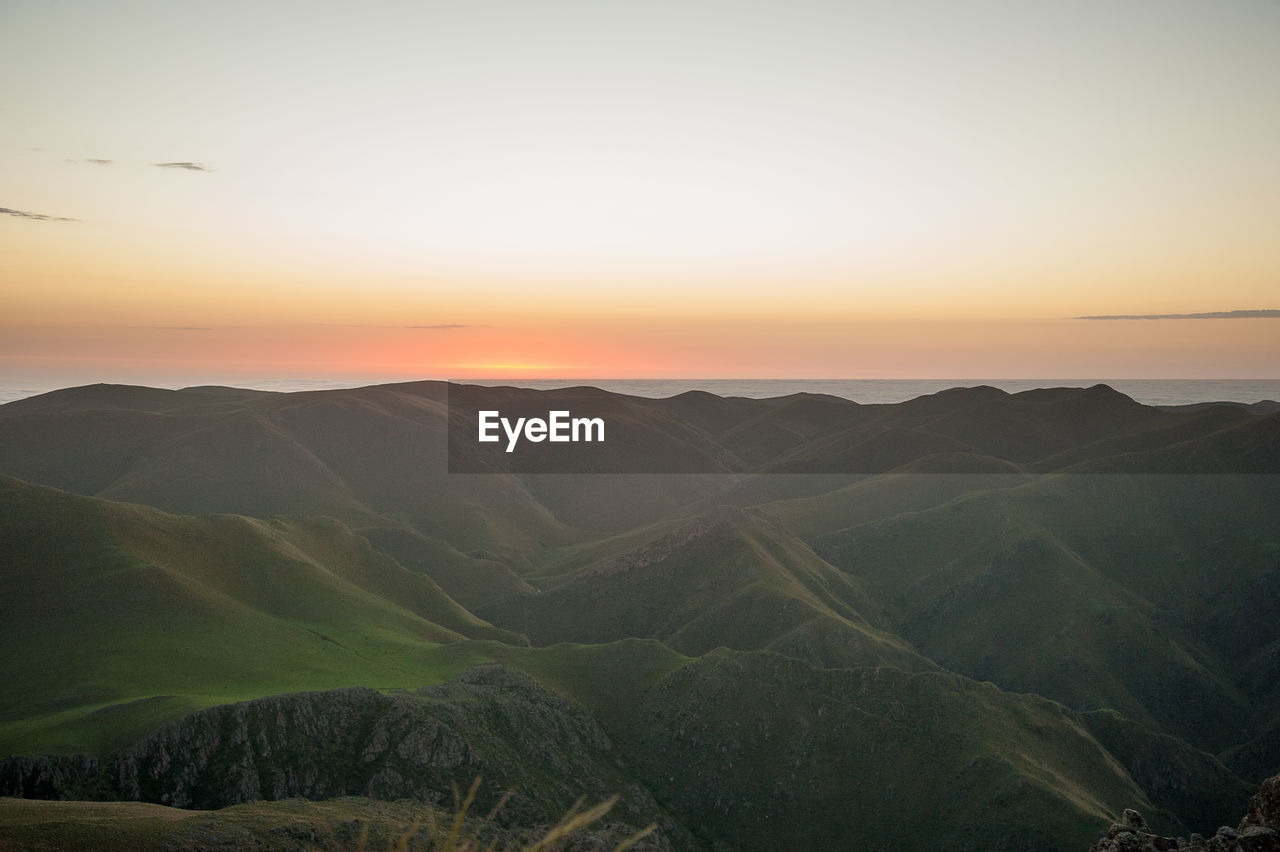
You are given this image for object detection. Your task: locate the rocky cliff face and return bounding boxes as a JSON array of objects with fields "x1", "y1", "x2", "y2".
[
  {"x1": 0, "y1": 666, "x2": 674, "y2": 842},
  {"x1": 3, "y1": 687, "x2": 478, "y2": 808},
  {"x1": 1090, "y1": 775, "x2": 1280, "y2": 852},
  {"x1": 4, "y1": 658, "x2": 1274, "y2": 852}
]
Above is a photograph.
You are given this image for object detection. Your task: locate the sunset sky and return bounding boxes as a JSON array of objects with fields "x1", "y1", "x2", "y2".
[{"x1": 2, "y1": 0, "x2": 1278, "y2": 387}]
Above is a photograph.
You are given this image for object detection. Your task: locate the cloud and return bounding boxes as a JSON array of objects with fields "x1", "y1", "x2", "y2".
[
  {"x1": 154, "y1": 161, "x2": 211, "y2": 172},
  {"x1": 406, "y1": 324, "x2": 471, "y2": 329},
  {"x1": 83, "y1": 158, "x2": 113, "y2": 166},
  {"x1": 150, "y1": 326, "x2": 213, "y2": 331},
  {"x1": 1074, "y1": 310, "x2": 1280, "y2": 320},
  {"x1": 1, "y1": 206, "x2": 77, "y2": 222}
]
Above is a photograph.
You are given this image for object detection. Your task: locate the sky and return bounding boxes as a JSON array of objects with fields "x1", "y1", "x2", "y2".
[{"x1": 2, "y1": 0, "x2": 1278, "y2": 387}]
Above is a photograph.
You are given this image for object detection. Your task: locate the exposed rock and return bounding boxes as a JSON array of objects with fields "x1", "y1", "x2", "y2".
[
  {"x1": 1090, "y1": 774, "x2": 1280, "y2": 852},
  {"x1": 0, "y1": 753, "x2": 110, "y2": 801},
  {"x1": 1, "y1": 686, "x2": 479, "y2": 810},
  {"x1": 0, "y1": 666, "x2": 677, "y2": 844},
  {"x1": 1246, "y1": 775, "x2": 1280, "y2": 830}
]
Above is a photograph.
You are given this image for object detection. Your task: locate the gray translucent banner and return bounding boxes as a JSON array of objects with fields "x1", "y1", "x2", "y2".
[{"x1": 446, "y1": 382, "x2": 1280, "y2": 474}]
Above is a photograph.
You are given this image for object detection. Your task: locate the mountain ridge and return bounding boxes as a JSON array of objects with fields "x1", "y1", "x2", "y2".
[{"x1": 2, "y1": 380, "x2": 1278, "y2": 850}]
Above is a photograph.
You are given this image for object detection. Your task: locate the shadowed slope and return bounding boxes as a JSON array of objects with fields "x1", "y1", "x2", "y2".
[
  {"x1": 0, "y1": 382, "x2": 581, "y2": 554},
  {"x1": 478, "y1": 506, "x2": 931, "y2": 672},
  {"x1": 0, "y1": 475, "x2": 523, "y2": 757},
  {"x1": 810, "y1": 473, "x2": 1280, "y2": 754},
  {"x1": 2, "y1": 645, "x2": 1254, "y2": 852},
  {"x1": 614, "y1": 650, "x2": 1205, "y2": 851}
]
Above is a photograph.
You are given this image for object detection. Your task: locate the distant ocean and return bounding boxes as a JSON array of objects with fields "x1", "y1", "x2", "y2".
[
  {"x1": 2, "y1": 378, "x2": 1278, "y2": 408},
  {"x1": 475, "y1": 379, "x2": 1280, "y2": 408}
]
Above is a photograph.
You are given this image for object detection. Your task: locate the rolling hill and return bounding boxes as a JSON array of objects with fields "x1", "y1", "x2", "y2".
[
  {"x1": 2, "y1": 380, "x2": 1278, "y2": 850},
  {"x1": 479, "y1": 505, "x2": 931, "y2": 672},
  {"x1": 0, "y1": 475, "x2": 520, "y2": 757},
  {"x1": 805, "y1": 472, "x2": 1280, "y2": 756}
]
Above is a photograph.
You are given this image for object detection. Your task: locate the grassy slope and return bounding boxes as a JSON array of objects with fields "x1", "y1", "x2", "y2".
[
  {"x1": 0, "y1": 797, "x2": 423, "y2": 852},
  {"x1": 0, "y1": 624, "x2": 1253, "y2": 851},
  {"x1": 757, "y1": 471, "x2": 1033, "y2": 538},
  {"x1": 0, "y1": 383, "x2": 580, "y2": 558},
  {"x1": 0, "y1": 795, "x2": 656, "y2": 852},
  {"x1": 807, "y1": 473, "x2": 1280, "y2": 753},
  {"x1": 0, "y1": 476, "x2": 515, "y2": 756},
  {"x1": 479, "y1": 507, "x2": 931, "y2": 673},
  {"x1": 483, "y1": 642, "x2": 1248, "y2": 849},
  {"x1": 1, "y1": 384, "x2": 1272, "y2": 848},
  {"x1": 616, "y1": 649, "x2": 1165, "y2": 851},
  {"x1": 8, "y1": 636, "x2": 1239, "y2": 851},
  {"x1": 495, "y1": 639, "x2": 696, "y2": 733}
]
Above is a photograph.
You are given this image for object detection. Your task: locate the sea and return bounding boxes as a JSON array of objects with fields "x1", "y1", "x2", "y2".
[
  {"x1": 470, "y1": 379, "x2": 1280, "y2": 408},
  {"x1": 2, "y1": 378, "x2": 1278, "y2": 408}
]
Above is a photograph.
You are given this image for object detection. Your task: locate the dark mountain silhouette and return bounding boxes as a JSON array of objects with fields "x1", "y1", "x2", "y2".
[{"x1": 1, "y1": 380, "x2": 1278, "y2": 850}]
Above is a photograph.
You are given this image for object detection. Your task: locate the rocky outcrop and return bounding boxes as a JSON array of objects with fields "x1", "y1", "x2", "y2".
[
  {"x1": 0, "y1": 666, "x2": 671, "y2": 839},
  {"x1": 2, "y1": 686, "x2": 477, "y2": 809},
  {"x1": 1090, "y1": 775, "x2": 1280, "y2": 851}
]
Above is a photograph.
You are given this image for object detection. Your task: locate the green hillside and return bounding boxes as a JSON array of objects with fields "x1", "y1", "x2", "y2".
[
  {"x1": 480, "y1": 505, "x2": 930, "y2": 672},
  {"x1": 808, "y1": 472, "x2": 1280, "y2": 753},
  {"x1": 2, "y1": 641, "x2": 1256, "y2": 851},
  {"x1": 2, "y1": 382, "x2": 1277, "y2": 850},
  {"x1": 619, "y1": 650, "x2": 1162, "y2": 850},
  {"x1": 0, "y1": 476, "x2": 515, "y2": 756}
]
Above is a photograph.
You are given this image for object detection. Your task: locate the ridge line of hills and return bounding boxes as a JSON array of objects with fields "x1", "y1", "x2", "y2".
[{"x1": 2, "y1": 380, "x2": 1278, "y2": 850}]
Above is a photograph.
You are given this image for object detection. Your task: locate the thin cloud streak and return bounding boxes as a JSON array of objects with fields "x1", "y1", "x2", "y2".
[
  {"x1": 1, "y1": 206, "x2": 77, "y2": 222},
  {"x1": 1074, "y1": 310, "x2": 1280, "y2": 320},
  {"x1": 406, "y1": 324, "x2": 471, "y2": 329},
  {"x1": 154, "y1": 162, "x2": 211, "y2": 172}
]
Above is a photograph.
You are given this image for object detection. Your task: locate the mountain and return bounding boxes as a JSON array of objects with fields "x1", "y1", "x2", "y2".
[
  {"x1": 2, "y1": 381, "x2": 1278, "y2": 850},
  {"x1": 0, "y1": 475, "x2": 523, "y2": 757},
  {"x1": 446, "y1": 382, "x2": 1280, "y2": 474},
  {"x1": 0, "y1": 666, "x2": 673, "y2": 836},
  {"x1": 806, "y1": 472, "x2": 1280, "y2": 754},
  {"x1": 6, "y1": 383, "x2": 1270, "y2": 505},
  {"x1": 615, "y1": 650, "x2": 1205, "y2": 850},
  {"x1": 479, "y1": 505, "x2": 932, "y2": 672},
  {"x1": 1, "y1": 638, "x2": 1259, "y2": 852},
  {"x1": 0, "y1": 665, "x2": 679, "y2": 850},
  {"x1": 0, "y1": 382, "x2": 584, "y2": 549}
]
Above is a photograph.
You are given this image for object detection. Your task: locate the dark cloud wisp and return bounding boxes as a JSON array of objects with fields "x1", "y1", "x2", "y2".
[
  {"x1": 407, "y1": 324, "x2": 471, "y2": 329},
  {"x1": 1, "y1": 206, "x2": 77, "y2": 222},
  {"x1": 154, "y1": 162, "x2": 211, "y2": 172},
  {"x1": 1074, "y1": 310, "x2": 1280, "y2": 320}
]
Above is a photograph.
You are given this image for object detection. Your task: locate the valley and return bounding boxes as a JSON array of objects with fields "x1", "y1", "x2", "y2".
[{"x1": 1, "y1": 381, "x2": 1277, "y2": 850}]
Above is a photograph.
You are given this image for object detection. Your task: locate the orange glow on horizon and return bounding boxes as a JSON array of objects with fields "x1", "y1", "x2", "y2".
[
  {"x1": 447, "y1": 364, "x2": 565, "y2": 373},
  {"x1": 4, "y1": 1, "x2": 1278, "y2": 388},
  {"x1": 3, "y1": 315, "x2": 1276, "y2": 385}
]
